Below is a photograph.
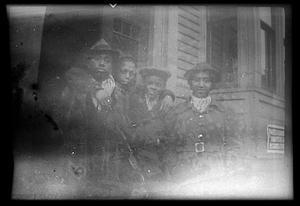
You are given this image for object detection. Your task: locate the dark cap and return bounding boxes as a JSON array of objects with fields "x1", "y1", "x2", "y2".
[
  {"x1": 84, "y1": 38, "x2": 119, "y2": 58},
  {"x1": 140, "y1": 67, "x2": 171, "y2": 82},
  {"x1": 184, "y1": 62, "x2": 218, "y2": 82},
  {"x1": 118, "y1": 51, "x2": 137, "y2": 64}
]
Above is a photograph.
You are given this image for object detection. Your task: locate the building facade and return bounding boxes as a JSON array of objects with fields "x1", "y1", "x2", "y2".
[
  {"x1": 107, "y1": 5, "x2": 287, "y2": 160},
  {"x1": 9, "y1": 5, "x2": 287, "y2": 159}
]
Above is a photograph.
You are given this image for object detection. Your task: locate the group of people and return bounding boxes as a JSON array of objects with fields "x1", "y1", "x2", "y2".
[{"x1": 41, "y1": 38, "x2": 243, "y2": 197}]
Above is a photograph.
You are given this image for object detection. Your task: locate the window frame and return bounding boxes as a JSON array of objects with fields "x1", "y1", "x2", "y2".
[
  {"x1": 112, "y1": 17, "x2": 141, "y2": 42},
  {"x1": 260, "y1": 20, "x2": 276, "y2": 93}
]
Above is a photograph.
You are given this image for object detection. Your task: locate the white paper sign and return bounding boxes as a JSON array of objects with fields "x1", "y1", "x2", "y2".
[{"x1": 267, "y1": 124, "x2": 284, "y2": 153}]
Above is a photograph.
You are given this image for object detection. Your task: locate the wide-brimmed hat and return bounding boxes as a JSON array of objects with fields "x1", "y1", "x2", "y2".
[
  {"x1": 184, "y1": 62, "x2": 219, "y2": 82},
  {"x1": 140, "y1": 67, "x2": 171, "y2": 82},
  {"x1": 84, "y1": 38, "x2": 119, "y2": 59}
]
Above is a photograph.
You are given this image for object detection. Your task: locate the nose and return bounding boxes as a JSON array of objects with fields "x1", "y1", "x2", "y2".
[
  {"x1": 99, "y1": 59, "x2": 105, "y2": 66},
  {"x1": 125, "y1": 72, "x2": 131, "y2": 79},
  {"x1": 149, "y1": 84, "x2": 157, "y2": 89},
  {"x1": 198, "y1": 80, "x2": 205, "y2": 87}
]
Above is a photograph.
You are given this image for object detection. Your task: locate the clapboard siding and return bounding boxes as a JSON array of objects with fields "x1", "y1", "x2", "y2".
[
  {"x1": 176, "y1": 6, "x2": 202, "y2": 92},
  {"x1": 178, "y1": 40, "x2": 199, "y2": 57},
  {"x1": 178, "y1": 15, "x2": 201, "y2": 32},
  {"x1": 178, "y1": 37, "x2": 200, "y2": 50},
  {"x1": 178, "y1": 50, "x2": 198, "y2": 64},
  {"x1": 178, "y1": 30, "x2": 200, "y2": 44},
  {"x1": 178, "y1": 6, "x2": 201, "y2": 21},
  {"x1": 178, "y1": 23, "x2": 200, "y2": 40},
  {"x1": 178, "y1": 47, "x2": 198, "y2": 59}
]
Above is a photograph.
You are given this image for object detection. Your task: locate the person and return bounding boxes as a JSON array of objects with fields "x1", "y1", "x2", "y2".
[
  {"x1": 164, "y1": 62, "x2": 242, "y2": 184},
  {"x1": 100, "y1": 56, "x2": 177, "y2": 196},
  {"x1": 39, "y1": 38, "x2": 121, "y2": 195},
  {"x1": 120, "y1": 67, "x2": 173, "y2": 186},
  {"x1": 106, "y1": 53, "x2": 176, "y2": 127}
]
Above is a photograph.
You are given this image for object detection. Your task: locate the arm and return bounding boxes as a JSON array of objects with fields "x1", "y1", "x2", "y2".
[
  {"x1": 160, "y1": 89, "x2": 175, "y2": 102},
  {"x1": 64, "y1": 67, "x2": 97, "y2": 94},
  {"x1": 159, "y1": 89, "x2": 176, "y2": 113}
]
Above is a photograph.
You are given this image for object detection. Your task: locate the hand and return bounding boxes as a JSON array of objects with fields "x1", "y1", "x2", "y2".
[
  {"x1": 160, "y1": 95, "x2": 174, "y2": 112},
  {"x1": 95, "y1": 77, "x2": 115, "y2": 102},
  {"x1": 101, "y1": 77, "x2": 115, "y2": 95}
]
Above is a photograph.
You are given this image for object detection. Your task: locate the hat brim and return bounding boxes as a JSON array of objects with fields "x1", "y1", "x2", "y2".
[
  {"x1": 140, "y1": 68, "x2": 171, "y2": 81},
  {"x1": 184, "y1": 63, "x2": 219, "y2": 82},
  {"x1": 84, "y1": 49, "x2": 120, "y2": 58}
]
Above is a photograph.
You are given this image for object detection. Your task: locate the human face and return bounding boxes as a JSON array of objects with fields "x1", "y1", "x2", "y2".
[
  {"x1": 189, "y1": 71, "x2": 212, "y2": 98},
  {"x1": 89, "y1": 53, "x2": 113, "y2": 73},
  {"x1": 145, "y1": 76, "x2": 166, "y2": 98},
  {"x1": 118, "y1": 60, "x2": 136, "y2": 85}
]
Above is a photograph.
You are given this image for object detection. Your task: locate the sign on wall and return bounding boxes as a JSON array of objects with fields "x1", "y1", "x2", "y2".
[{"x1": 267, "y1": 124, "x2": 285, "y2": 154}]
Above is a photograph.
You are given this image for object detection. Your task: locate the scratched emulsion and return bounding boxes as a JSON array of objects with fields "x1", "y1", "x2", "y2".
[{"x1": 10, "y1": 5, "x2": 291, "y2": 199}]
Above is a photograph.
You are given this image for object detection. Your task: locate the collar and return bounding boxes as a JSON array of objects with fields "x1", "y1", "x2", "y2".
[
  {"x1": 185, "y1": 95, "x2": 223, "y2": 113},
  {"x1": 115, "y1": 82, "x2": 127, "y2": 94},
  {"x1": 145, "y1": 93, "x2": 159, "y2": 111},
  {"x1": 190, "y1": 95, "x2": 211, "y2": 113}
]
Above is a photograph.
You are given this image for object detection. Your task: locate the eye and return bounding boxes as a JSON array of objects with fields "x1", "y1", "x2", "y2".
[
  {"x1": 104, "y1": 57, "x2": 112, "y2": 63},
  {"x1": 129, "y1": 71, "x2": 136, "y2": 76},
  {"x1": 203, "y1": 78, "x2": 211, "y2": 83}
]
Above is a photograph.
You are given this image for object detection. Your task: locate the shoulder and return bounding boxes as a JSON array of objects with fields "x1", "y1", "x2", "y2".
[
  {"x1": 134, "y1": 85, "x2": 146, "y2": 94},
  {"x1": 167, "y1": 99, "x2": 190, "y2": 117},
  {"x1": 130, "y1": 85, "x2": 145, "y2": 99},
  {"x1": 64, "y1": 67, "x2": 94, "y2": 84},
  {"x1": 65, "y1": 67, "x2": 89, "y2": 77},
  {"x1": 209, "y1": 97, "x2": 226, "y2": 113}
]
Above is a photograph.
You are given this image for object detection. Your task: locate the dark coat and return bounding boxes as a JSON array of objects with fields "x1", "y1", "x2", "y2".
[
  {"x1": 40, "y1": 66, "x2": 114, "y2": 163},
  {"x1": 111, "y1": 87, "x2": 175, "y2": 180},
  {"x1": 164, "y1": 96, "x2": 242, "y2": 181}
]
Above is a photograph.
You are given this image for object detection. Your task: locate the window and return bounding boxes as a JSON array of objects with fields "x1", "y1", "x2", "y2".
[
  {"x1": 113, "y1": 18, "x2": 140, "y2": 40},
  {"x1": 206, "y1": 7, "x2": 238, "y2": 88},
  {"x1": 260, "y1": 20, "x2": 276, "y2": 92},
  {"x1": 111, "y1": 17, "x2": 141, "y2": 60}
]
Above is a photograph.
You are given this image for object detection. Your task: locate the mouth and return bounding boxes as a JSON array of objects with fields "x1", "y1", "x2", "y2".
[
  {"x1": 195, "y1": 89, "x2": 206, "y2": 93},
  {"x1": 96, "y1": 67, "x2": 106, "y2": 71},
  {"x1": 148, "y1": 90, "x2": 158, "y2": 95},
  {"x1": 120, "y1": 80, "x2": 130, "y2": 84}
]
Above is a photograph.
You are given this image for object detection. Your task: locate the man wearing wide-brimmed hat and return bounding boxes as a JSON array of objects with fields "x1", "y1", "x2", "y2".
[
  {"x1": 163, "y1": 62, "x2": 242, "y2": 185},
  {"x1": 67, "y1": 38, "x2": 120, "y2": 111},
  {"x1": 39, "y1": 38, "x2": 124, "y2": 194}
]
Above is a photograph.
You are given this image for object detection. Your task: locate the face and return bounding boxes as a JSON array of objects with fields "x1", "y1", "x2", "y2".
[
  {"x1": 189, "y1": 71, "x2": 212, "y2": 98},
  {"x1": 144, "y1": 76, "x2": 166, "y2": 97},
  {"x1": 88, "y1": 53, "x2": 113, "y2": 73},
  {"x1": 117, "y1": 60, "x2": 137, "y2": 85}
]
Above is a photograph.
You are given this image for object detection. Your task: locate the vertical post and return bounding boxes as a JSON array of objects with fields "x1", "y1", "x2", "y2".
[
  {"x1": 150, "y1": 6, "x2": 169, "y2": 69},
  {"x1": 237, "y1": 7, "x2": 258, "y2": 89},
  {"x1": 198, "y1": 6, "x2": 207, "y2": 63},
  {"x1": 237, "y1": 7, "x2": 260, "y2": 155},
  {"x1": 148, "y1": 6, "x2": 179, "y2": 92},
  {"x1": 165, "y1": 6, "x2": 179, "y2": 92}
]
